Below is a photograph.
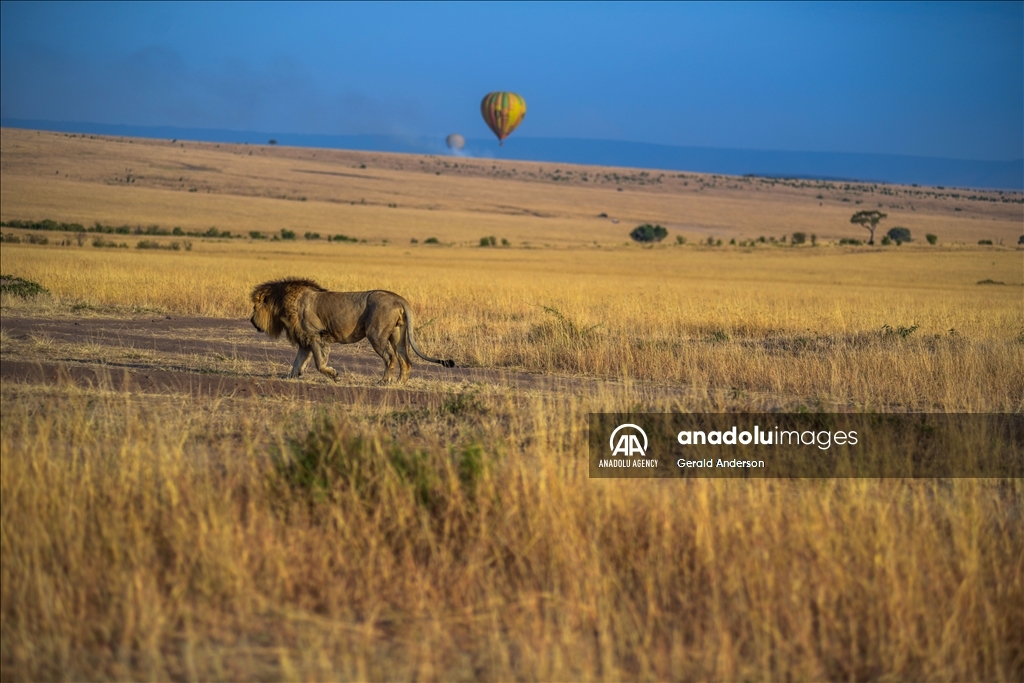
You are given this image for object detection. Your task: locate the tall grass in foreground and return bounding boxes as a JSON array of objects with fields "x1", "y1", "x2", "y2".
[{"x1": 2, "y1": 384, "x2": 1021, "y2": 681}]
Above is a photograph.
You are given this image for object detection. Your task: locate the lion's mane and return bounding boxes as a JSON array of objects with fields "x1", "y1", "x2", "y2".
[{"x1": 249, "y1": 278, "x2": 326, "y2": 346}]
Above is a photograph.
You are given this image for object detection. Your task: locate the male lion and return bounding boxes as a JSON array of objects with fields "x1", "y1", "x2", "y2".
[{"x1": 250, "y1": 278, "x2": 454, "y2": 383}]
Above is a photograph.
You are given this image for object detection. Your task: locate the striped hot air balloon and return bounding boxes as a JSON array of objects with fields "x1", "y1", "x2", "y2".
[{"x1": 480, "y1": 91, "x2": 526, "y2": 145}]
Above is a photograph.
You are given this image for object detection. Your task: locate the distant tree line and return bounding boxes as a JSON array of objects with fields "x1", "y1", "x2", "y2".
[{"x1": 1, "y1": 219, "x2": 232, "y2": 238}]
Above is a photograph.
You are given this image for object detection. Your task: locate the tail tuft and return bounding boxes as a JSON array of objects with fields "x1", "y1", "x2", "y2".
[{"x1": 442, "y1": 359, "x2": 455, "y2": 368}]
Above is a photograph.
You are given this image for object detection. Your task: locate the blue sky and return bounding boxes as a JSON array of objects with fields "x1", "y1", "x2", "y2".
[{"x1": 1, "y1": 1, "x2": 1021, "y2": 161}]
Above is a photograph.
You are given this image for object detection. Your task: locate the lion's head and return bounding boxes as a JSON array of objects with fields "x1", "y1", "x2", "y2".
[{"x1": 250, "y1": 278, "x2": 326, "y2": 341}]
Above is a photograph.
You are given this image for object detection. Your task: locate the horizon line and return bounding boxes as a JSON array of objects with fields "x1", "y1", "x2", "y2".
[{"x1": 3, "y1": 118, "x2": 1020, "y2": 191}]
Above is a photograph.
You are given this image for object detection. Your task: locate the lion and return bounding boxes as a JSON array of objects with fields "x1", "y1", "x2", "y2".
[{"x1": 250, "y1": 278, "x2": 454, "y2": 383}]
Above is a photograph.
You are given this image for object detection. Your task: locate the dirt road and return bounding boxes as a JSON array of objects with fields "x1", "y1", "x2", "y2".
[{"x1": 1, "y1": 315, "x2": 657, "y2": 407}]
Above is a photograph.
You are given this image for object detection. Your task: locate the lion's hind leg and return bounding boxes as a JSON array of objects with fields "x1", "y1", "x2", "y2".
[
  {"x1": 390, "y1": 326, "x2": 412, "y2": 382},
  {"x1": 367, "y1": 331, "x2": 400, "y2": 384}
]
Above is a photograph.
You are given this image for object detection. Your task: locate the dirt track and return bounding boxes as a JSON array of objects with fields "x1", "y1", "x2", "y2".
[{"x1": 0, "y1": 315, "x2": 651, "y2": 407}]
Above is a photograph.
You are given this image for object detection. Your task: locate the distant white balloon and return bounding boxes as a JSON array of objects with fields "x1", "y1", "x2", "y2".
[{"x1": 445, "y1": 133, "x2": 465, "y2": 151}]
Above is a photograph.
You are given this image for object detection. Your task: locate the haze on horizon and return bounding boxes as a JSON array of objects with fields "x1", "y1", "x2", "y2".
[{"x1": 1, "y1": 1, "x2": 1021, "y2": 164}]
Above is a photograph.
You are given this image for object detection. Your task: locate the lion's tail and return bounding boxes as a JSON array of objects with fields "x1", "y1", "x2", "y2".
[{"x1": 401, "y1": 302, "x2": 455, "y2": 368}]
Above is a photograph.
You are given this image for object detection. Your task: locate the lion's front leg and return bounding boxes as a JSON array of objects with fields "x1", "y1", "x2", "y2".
[
  {"x1": 289, "y1": 345, "x2": 312, "y2": 378},
  {"x1": 310, "y1": 340, "x2": 339, "y2": 382}
]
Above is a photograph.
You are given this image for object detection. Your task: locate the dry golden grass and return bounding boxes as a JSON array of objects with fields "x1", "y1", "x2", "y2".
[
  {"x1": 2, "y1": 384, "x2": 1021, "y2": 681},
  {"x1": 2, "y1": 239, "x2": 1021, "y2": 410},
  {"x1": 2, "y1": 128, "x2": 1023, "y2": 680}
]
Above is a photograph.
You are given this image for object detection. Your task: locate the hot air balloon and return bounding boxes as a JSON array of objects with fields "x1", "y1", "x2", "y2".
[
  {"x1": 445, "y1": 133, "x2": 465, "y2": 151},
  {"x1": 480, "y1": 91, "x2": 526, "y2": 145}
]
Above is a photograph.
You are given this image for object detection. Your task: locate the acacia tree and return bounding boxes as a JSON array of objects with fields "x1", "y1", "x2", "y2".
[{"x1": 850, "y1": 210, "x2": 887, "y2": 245}]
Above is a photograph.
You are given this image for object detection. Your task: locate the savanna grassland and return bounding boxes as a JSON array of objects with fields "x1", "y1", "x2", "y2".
[{"x1": 2, "y1": 127, "x2": 1023, "y2": 681}]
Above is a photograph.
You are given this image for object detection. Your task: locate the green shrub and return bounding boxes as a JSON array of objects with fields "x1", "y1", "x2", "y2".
[
  {"x1": 978, "y1": 239, "x2": 993, "y2": 245},
  {"x1": 280, "y1": 229, "x2": 296, "y2": 240},
  {"x1": 480, "y1": 236, "x2": 497, "y2": 247},
  {"x1": 92, "y1": 237, "x2": 126, "y2": 248},
  {"x1": 887, "y1": 227, "x2": 911, "y2": 244},
  {"x1": 676, "y1": 235, "x2": 687, "y2": 245},
  {"x1": 881, "y1": 236, "x2": 892, "y2": 245},
  {"x1": 839, "y1": 238, "x2": 863, "y2": 245},
  {"x1": 136, "y1": 240, "x2": 182, "y2": 250},
  {"x1": 791, "y1": 232, "x2": 807, "y2": 245},
  {"x1": 0, "y1": 274, "x2": 48, "y2": 298},
  {"x1": 331, "y1": 234, "x2": 358, "y2": 243},
  {"x1": 424, "y1": 237, "x2": 440, "y2": 244},
  {"x1": 249, "y1": 231, "x2": 264, "y2": 239},
  {"x1": 882, "y1": 324, "x2": 918, "y2": 339},
  {"x1": 304, "y1": 232, "x2": 320, "y2": 240},
  {"x1": 630, "y1": 224, "x2": 668, "y2": 243},
  {"x1": 706, "y1": 330, "x2": 730, "y2": 343},
  {"x1": 926, "y1": 233, "x2": 937, "y2": 245},
  {"x1": 271, "y1": 417, "x2": 489, "y2": 512}
]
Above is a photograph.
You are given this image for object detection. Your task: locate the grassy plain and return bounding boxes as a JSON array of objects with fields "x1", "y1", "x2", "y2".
[
  {"x1": 3, "y1": 127, "x2": 1022, "y2": 246},
  {"x1": 1, "y1": 128, "x2": 1023, "y2": 680}
]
